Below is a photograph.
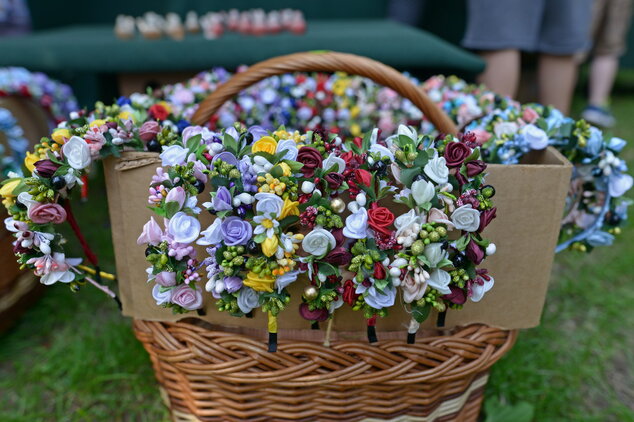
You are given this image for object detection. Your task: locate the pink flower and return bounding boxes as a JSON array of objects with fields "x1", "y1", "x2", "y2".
[
  {"x1": 139, "y1": 121, "x2": 160, "y2": 142},
  {"x1": 470, "y1": 129, "x2": 492, "y2": 146},
  {"x1": 27, "y1": 252, "x2": 80, "y2": 285},
  {"x1": 402, "y1": 273, "x2": 428, "y2": 304},
  {"x1": 165, "y1": 186, "x2": 186, "y2": 209},
  {"x1": 137, "y1": 216, "x2": 163, "y2": 245},
  {"x1": 427, "y1": 207, "x2": 453, "y2": 229},
  {"x1": 28, "y1": 203, "x2": 67, "y2": 224},
  {"x1": 171, "y1": 284, "x2": 203, "y2": 310},
  {"x1": 522, "y1": 107, "x2": 539, "y2": 123},
  {"x1": 155, "y1": 271, "x2": 177, "y2": 286}
]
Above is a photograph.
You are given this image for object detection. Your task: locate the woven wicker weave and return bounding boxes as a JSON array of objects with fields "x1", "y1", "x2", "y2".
[
  {"x1": 134, "y1": 52, "x2": 516, "y2": 421},
  {"x1": 134, "y1": 320, "x2": 516, "y2": 421}
]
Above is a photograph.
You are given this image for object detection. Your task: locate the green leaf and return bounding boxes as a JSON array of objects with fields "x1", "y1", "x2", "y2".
[
  {"x1": 400, "y1": 167, "x2": 422, "y2": 188},
  {"x1": 210, "y1": 176, "x2": 230, "y2": 187},
  {"x1": 455, "y1": 235, "x2": 470, "y2": 251},
  {"x1": 437, "y1": 258, "x2": 453, "y2": 269},
  {"x1": 285, "y1": 160, "x2": 304, "y2": 173},
  {"x1": 278, "y1": 215, "x2": 299, "y2": 229},
  {"x1": 471, "y1": 234, "x2": 491, "y2": 248},
  {"x1": 417, "y1": 255, "x2": 432, "y2": 268},
  {"x1": 148, "y1": 205, "x2": 166, "y2": 217},
  {"x1": 412, "y1": 150, "x2": 429, "y2": 168},
  {"x1": 270, "y1": 165, "x2": 284, "y2": 178},
  {"x1": 318, "y1": 262, "x2": 338, "y2": 276},
  {"x1": 411, "y1": 303, "x2": 431, "y2": 323},
  {"x1": 223, "y1": 133, "x2": 238, "y2": 156},
  {"x1": 253, "y1": 151, "x2": 277, "y2": 164},
  {"x1": 165, "y1": 201, "x2": 180, "y2": 219},
  {"x1": 464, "y1": 148, "x2": 480, "y2": 162},
  {"x1": 253, "y1": 233, "x2": 266, "y2": 244}
]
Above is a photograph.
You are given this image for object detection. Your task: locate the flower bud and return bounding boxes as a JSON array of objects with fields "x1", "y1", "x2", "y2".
[
  {"x1": 486, "y1": 243, "x2": 496, "y2": 256},
  {"x1": 301, "y1": 181, "x2": 315, "y2": 193},
  {"x1": 356, "y1": 192, "x2": 367, "y2": 206}
]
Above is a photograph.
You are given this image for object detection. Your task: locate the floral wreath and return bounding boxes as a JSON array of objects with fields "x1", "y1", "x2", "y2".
[{"x1": 139, "y1": 122, "x2": 498, "y2": 346}]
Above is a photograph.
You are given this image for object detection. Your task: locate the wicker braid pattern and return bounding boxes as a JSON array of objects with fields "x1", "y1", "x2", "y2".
[
  {"x1": 134, "y1": 320, "x2": 517, "y2": 421},
  {"x1": 190, "y1": 51, "x2": 459, "y2": 135}
]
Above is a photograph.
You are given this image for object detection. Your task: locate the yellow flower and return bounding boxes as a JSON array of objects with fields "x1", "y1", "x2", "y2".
[
  {"x1": 251, "y1": 136, "x2": 278, "y2": 155},
  {"x1": 243, "y1": 271, "x2": 276, "y2": 292},
  {"x1": 0, "y1": 179, "x2": 20, "y2": 198},
  {"x1": 278, "y1": 162, "x2": 292, "y2": 177},
  {"x1": 51, "y1": 128, "x2": 71, "y2": 144},
  {"x1": 350, "y1": 105, "x2": 360, "y2": 118},
  {"x1": 158, "y1": 101, "x2": 172, "y2": 114},
  {"x1": 350, "y1": 123, "x2": 361, "y2": 137},
  {"x1": 118, "y1": 111, "x2": 133, "y2": 121},
  {"x1": 90, "y1": 119, "x2": 106, "y2": 128},
  {"x1": 24, "y1": 151, "x2": 40, "y2": 173},
  {"x1": 279, "y1": 198, "x2": 299, "y2": 220},
  {"x1": 261, "y1": 236, "x2": 279, "y2": 257}
]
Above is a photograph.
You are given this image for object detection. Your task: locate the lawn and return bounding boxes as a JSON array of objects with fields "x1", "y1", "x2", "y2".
[{"x1": 0, "y1": 85, "x2": 633, "y2": 422}]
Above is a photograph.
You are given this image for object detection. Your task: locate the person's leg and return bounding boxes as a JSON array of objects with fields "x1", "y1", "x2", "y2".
[
  {"x1": 538, "y1": 54, "x2": 578, "y2": 114},
  {"x1": 588, "y1": 54, "x2": 619, "y2": 106},
  {"x1": 476, "y1": 49, "x2": 521, "y2": 98}
]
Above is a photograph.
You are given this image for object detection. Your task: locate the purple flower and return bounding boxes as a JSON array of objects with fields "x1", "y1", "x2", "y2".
[
  {"x1": 137, "y1": 216, "x2": 163, "y2": 245},
  {"x1": 224, "y1": 276, "x2": 243, "y2": 293},
  {"x1": 212, "y1": 151, "x2": 239, "y2": 168},
  {"x1": 165, "y1": 186, "x2": 186, "y2": 209},
  {"x1": 221, "y1": 217, "x2": 253, "y2": 246},
  {"x1": 171, "y1": 284, "x2": 203, "y2": 310},
  {"x1": 155, "y1": 271, "x2": 176, "y2": 287},
  {"x1": 212, "y1": 186, "x2": 233, "y2": 211}
]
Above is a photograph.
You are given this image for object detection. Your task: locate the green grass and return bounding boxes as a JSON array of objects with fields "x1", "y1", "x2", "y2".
[{"x1": 1, "y1": 87, "x2": 633, "y2": 421}]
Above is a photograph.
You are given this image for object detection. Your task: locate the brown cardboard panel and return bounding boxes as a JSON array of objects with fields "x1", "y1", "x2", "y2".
[{"x1": 103, "y1": 147, "x2": 571, "y2": 331}]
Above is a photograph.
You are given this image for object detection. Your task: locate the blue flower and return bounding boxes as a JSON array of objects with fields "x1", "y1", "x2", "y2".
[
  {"x1": 584, "y1": 127, "x2": 603, "y2": 157},
  {"x1": 608, "y1": 137, "x2": 627, "y2": 153},
  {"x1": 586, "y1": 230, "x2": 614, "y2": 247},
  {"x1": 116, "y1": 96, "x2": 131, "y2": 106},
  {"x1": 176, "y1": 119, "x2": 190, "y2": 133}
]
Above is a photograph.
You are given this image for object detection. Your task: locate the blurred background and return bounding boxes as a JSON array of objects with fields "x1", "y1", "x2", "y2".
[{"x1": 0, "y1": 0, "x2": 632, "y2": 421}]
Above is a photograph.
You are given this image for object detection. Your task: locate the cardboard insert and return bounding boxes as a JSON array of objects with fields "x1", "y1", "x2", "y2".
[{"x1": 103, "y1": 147, "x2": 571, "y2": 334}]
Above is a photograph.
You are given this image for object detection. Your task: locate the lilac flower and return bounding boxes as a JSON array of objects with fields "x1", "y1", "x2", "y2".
[
  {"x1": 221, "y1": 217, "x2": 253, "y2": 246},
  {"x1": 224, "y1": 276, "x2": 243, "y2": 293},
  {"x1": 355, "y1": 282, "x2": 396, "y2": 309},
  {"x1": 211, "y1": 186, "x2": 233, "y2": 211}
]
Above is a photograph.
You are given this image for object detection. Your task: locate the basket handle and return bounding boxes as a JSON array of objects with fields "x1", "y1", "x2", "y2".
[{"x1": 190, "y1": 51, "x2": 458, "y2": 135}]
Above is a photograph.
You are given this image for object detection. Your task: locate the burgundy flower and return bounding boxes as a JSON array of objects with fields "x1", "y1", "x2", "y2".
[
  {"x1": 373, "y1": 262, "x2": 386, "y2": 279},
  {"x1": 443, "y1": 286, "x2": 467, "y2": 305},
  {"x1": 478, "y1": 208, "x2": 497, "y2": 232},
  {"x1": 299, "y1": 303, "x2": 329, "y2": 321},
  {"x1": 444, "y1": 142, "x2": 472, "y2": 168},
  {"x1": 297, "y1": 147, "x2": 322, "y2": 178},
  {"x1": 331, "y1": 228, "x2": 345, "y2": 247},
  {"x1": 466, "y1": 240, "x2": 485, "y2": 265},
  {"x1": 354, "y1": 169, "x2": 372, "y2": 187},
  {"x1": 465, "y1": 160, "x2": 487, "y2": 177},
  {"x1": 455, "y1": 172, "x2": 468, "y2": 186},
  {"x1": 324, "y1": 172, "x2": 345, "y2": 190},
  {"x1": 342, "y1": 279, "x2": 359, "y2": 306},
  {"x1": 323, "y1": 247, "x2": 352, "y2": 266},
  {"x1": 34, "y1": 160, "x2": 60, "y2": 178}
]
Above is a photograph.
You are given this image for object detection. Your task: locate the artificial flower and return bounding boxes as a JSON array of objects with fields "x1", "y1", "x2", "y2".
[
  {"x1": 424, "y1": 243, "x2": 448, "y2": 268},
  {"x1": 261, "y1": 235, "x2": 279, "y2": 257},
  {"x1": 220, "y1": 217, "x2": 253, "y2": 246},
  {"x1": 276, "y1": 139, "x2": 298, "y2": 160},
  {"x1": 367, "y1": 205, "x2": 395, "y2": 236},
  {"x1": 23, "y1": 151, "x2": 40, "y2": 173},
  {"x1": 165, "y1": 186, "x2": 186, "y2": 209},
  {"x1": 62, "y1": 136, "x2": 92, "y2": 170},
  {"x1": 296, "y1": 146, "x2": 322, "y2": 177},
  {"x1": 254, "y1": 192, "x2": 284, "y2": 218},
  {"x1": 302, "y1": 228, "x2": 336, "y2": 257},
  {"x1": 444, "y1": 141, "x2": 471, "y2": 168},
  {"x1": 427, "y1": 269, "x2": 451, "y2": 295},
  {"x1": 322, "y1": 153, "x2": 346, "y2": 173},
  {"x1": 28, "y1": 203, "x2": 67, "y2": 224},
  {"x1": 243, "y1": 271, "x2": 275, "y2": 292},
  {"x1": 51, "y1": 128, "x2": 71, "y2": 144},
  {"x1": 251, "y1": 135, "x2": 278, "y2": 154},
  {"x1": 279, "y1": 198, "x2": 300, "y2": 220},
  {"x1": 237, "y1": 287, "x2": 260, "y2": 313},
  {"x1": 450, "y1": 205, "x2": 481, "y2": 232},
  {"x1": 152, "y1": 284, "x2": 172, "y2": 305},
  {"x1": 167, "y1": 212, "x2": 201, "y2": 244},
  {"x1": 211, "y1": 186, "x2": 233, "y2": 211},
  {"x1": 411, "y1": 179, "x2": 435, "y2": 206},
  {"x1": 423, "y1": 152, "x2": 449, "y2": 184},
  {"x1": 343, "y1": 207, "x2": 369, "y2": 239},
  {"x1": 155, "y1": 271, "x2": 177, "y2": 287},
  {"x1": 137, "y1": 216, "x2": 163, "y2": 245},
  {"x1": 470, "y1": 273, "x2": 494, "y2": 302},
  {"x1": 139, "y1": 121, "x2": 160, "y2": 141},
  {"x1": 0, "y1": 179, "x2": 20, "y2": 198},
  {"x1": 171, "y1": 284, "x2": 203, "y2": 310},
  {"x1": 520, "y1": 124, "x2": 549, "y2": 150},
  {"x1": 160, "y1": 144, "x2": 189, "y2": 166},
  {"x1": 196, "y1": 219, "x2": 223, "y2": 245}
]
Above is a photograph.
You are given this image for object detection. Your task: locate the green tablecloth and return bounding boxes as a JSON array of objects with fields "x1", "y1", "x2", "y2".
[{"x1": 0, "y1": 20, "x2": 483, "y2": 73}]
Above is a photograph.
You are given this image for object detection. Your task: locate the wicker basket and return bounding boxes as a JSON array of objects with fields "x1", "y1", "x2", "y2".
[{"x1": 132, "y1": 52, "x2": 518, "y2": 421}]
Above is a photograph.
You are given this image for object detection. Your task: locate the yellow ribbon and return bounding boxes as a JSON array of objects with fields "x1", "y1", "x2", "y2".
[
  {"x1": 77, "y1": 265, "x2": 116, "y2": 281},
  {"x1": 267, "y1": 312, "x2": 278, "y2": 334}
]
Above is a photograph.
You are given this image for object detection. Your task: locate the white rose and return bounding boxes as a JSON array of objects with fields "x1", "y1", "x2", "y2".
[
  {"x1": 160, "y1": 144, "x2": 189, "y2": 166},
  {"x1": 17, "y1": 192, "x2": 39, "y2": 212},
  {"x1": 411, "y1": 179, "x2": 435, "y2": 205},
  {"x1": 343, "y1": 207, "x2": 369, "y2": 239},
  {"x1": 394, "y1": 209, "x2": 422, "y2": 237},
  {"x1": 276, "y1": 139, "x2": 298, "y2": 161},
  {"x1": 471, "y1": 275, "x2": 494, "y2": 302},
  {"x1": 609, "y1": 173, "x2": 633, "y2": 198},
  {"x1": 168, "y1": 211, "x2": 201, "y2": 243},
  {"x1": 237, "y1": 287, "x2": 260, "y2": 313},
  {"x1": 62, "y1": 136, "x2": 91, "y2": 170},
  {"x1": 302, "y1": 228, "x2": 336, "y2": 257},
  {"x1": 521, "y1": 124, "x2": 549, "y2": 150},
  {"x1": 424, "y1": 243, "x2": 448, "y2": 268},
  {"x1": 152, "y1": 284, "x2": 172, "y2": 305},
  {"x1": 424, "y1": 153, "x2": 449, "y2": 184},
  {"x1": 494, "y1": 121, "x2": 519, "y2": 138},
  {"x1": 451, "y1": 205, "x2": 481, "y2": 232},
  {"x1": 254, "y1": 192, "x2": 284, "y2": 218},
  {"x1": 427, "y1": 269, "x2": 451, "y2": 294},
  {"x1": 322, "y1": 153, "x2": 345, "y2": 173},
  {"x1": 197, "y1": 219, "x2": 223, "y2": 245}
]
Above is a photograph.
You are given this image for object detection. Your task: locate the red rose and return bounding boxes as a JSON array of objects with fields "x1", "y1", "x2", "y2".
[
  {"x1": 444, "y1": 141, "x2": 472, "y2": 168},
  {"x1": 373, "y1": 262, "x2": 386, "y2": 279},
  {"x1": 324, "y1": 247, "x2": 352, "y2": 266},
  {"x1": 297, "y1": 146, "x2": 323, "y2": 178},
  {"x1": 465, "y1": 239, "x2": 485, "y2": 265},
  {"x1": 139, "y1": 121, "x2": 160, "y2": 142},
  {"x1": 465, "y1": 160, "x2": 487, "y2": 177},
  {"x1": 324, "y1": 172, "x2": 345, "y2": 190},
  {"x1": 367, "y1": 204, "x2": 395, "y2": 236},
  {"x1": 299, "y1": 303, "x2": 329, "y2": 321},
  {"x1": 149, "y1": 104, "x2": 169, "y2": 121},
  {"x1": 342, "y1": 279, "x2": 358, "y2": 306},
  {"x1": 354, "y1": 169, "x2": 372, "y2": 187},
  {"x1": 443, "y1": 286, "x2": 467, "y2": 305},
  {"x1": 353, "y1": 137, "x2": 363, "y2": 148},
  {"x1": 340, "y1": 151, "x2": 355, "y2": 164},
  {"x1": 478, "y1": 208, "x2": 497, "y2": 232}
]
